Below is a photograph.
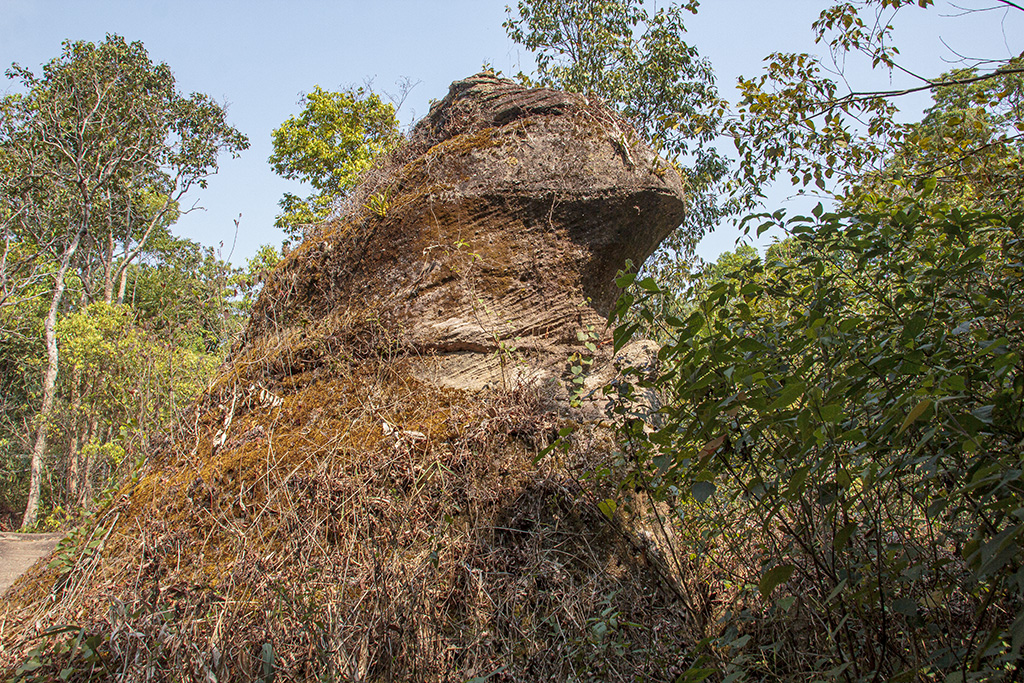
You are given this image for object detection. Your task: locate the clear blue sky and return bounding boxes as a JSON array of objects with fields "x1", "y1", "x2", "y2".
[{"x1": 2, "y1": 1, "x2": 1021, "y2": 266}]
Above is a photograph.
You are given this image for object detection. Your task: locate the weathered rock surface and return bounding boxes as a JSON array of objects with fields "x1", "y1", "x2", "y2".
[
  {"x1": 245, "y1": 71, "x2": 685, "y2": 391},
  {"x1": 0, "y1": 74, "x2": 690, "y2": 682}
]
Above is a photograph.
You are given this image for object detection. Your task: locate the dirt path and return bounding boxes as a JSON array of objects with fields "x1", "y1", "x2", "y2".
[{"x1": 0, "y1": 532, "x2": 62, "y2": 595}]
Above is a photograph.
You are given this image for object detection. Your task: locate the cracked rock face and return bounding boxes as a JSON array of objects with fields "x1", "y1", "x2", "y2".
[{"x1": 245, "y1": 72, "x2": 687, "y2": 391}]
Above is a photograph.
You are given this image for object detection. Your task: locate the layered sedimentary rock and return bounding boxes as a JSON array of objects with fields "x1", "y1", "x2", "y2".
[
  {"x1": 1, "y1": 73, "x2": 690, "y2": 682},
  {"x1": 245, "y1": 71, "x2": 684, "y2": 391}
]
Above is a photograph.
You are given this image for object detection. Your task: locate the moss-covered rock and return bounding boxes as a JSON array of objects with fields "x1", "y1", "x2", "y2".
[{"x1": 0, "y1": 73, "x2": 691, "y2": 682}]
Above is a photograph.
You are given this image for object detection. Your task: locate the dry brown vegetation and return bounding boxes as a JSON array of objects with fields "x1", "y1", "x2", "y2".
[{"x1": 1, "y1": 335, "x2": 692, "y2": 680}]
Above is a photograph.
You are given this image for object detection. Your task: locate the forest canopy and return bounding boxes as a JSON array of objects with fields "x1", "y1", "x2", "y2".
[{"x1": 0, "y1": 34, "x2": 249, "y2": 528}]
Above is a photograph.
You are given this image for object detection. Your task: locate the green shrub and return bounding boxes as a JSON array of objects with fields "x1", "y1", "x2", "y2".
[{"x1": 606, "y1": 188, "x2": 1023, "y2": 681}]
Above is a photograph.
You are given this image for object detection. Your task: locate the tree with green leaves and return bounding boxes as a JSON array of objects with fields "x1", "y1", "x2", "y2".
[
  {"x1": 850, "y1": 65, "x2": 1024, "y2": 211},
  {"x1": 56, "y1": 300, "x2": 221, "y2": 508},
  {"x1": 1, "y1": 34, "x2": 248, "y2": 527},
  {"x1": 730, "y1": 0, "x2": 1024, "y2": 209},
  {"x1": 580, "y1": 1, "x2": 1024, "y2": 678},
  {"x1": 231, "y1": 243, "x2": 282, "y2": 315},
  {"x1": 269, "y1": 86, "x2": 399, "y2": 241},
  {"x1": 609, "y1": 190, "x2": 1024, "y2": 679}
]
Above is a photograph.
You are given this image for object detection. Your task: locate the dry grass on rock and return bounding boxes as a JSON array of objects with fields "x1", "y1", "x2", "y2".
[
  {"x1": 1, "y1": 73, "x2": 696, "y2": 682},
  {"x1": 1, "y1": 349, "x2": 692, "y2": 681}
]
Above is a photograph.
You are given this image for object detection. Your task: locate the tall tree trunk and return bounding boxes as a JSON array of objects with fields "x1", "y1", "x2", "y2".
[
  {"x1": 102, "y1": 189, "x2": 116, "y2": 304},
  {"x1": 66, "y1": 365, "x2": 83, "y2": 502},
  {"x1": 116, "y1": 266, "x2": 129, "y2": 305},
  {"x1": 78, "y1": 418, "x2": 101, "y2": 507},
  {"x1": 102, "y1": 250, "x2": 114, "y2": 303},
  {"x1": 67, "y1": 429, "x2": 80, "y2": 502},
  {"x1": 21, "y1": 217, "x2": 89, "y2": 529}
]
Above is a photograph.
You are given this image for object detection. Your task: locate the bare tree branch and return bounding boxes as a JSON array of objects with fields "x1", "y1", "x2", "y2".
[{"x1": 818, "y1": 64, "x2": 1024, "y2": 116}]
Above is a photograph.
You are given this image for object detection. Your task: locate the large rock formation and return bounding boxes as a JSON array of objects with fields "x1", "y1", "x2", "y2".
[
  {"x1": 245, "y1": 72, "x2": 684, "y2": 391},
  {"x1": 1, "y1": 74, "x2": 690, "y2": 682}
]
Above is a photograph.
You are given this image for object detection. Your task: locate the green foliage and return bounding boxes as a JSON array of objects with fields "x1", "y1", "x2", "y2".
[
  {"x1": 55, "y1": 302, "x2": 221, "y2": 501},
  {"x1": 729, "y1": 0, "x2": 1023, "y2": 208},
  {"x1": 269, "y1": 86, "x2": 399, "y2": 239},
  {"x1": 48, "y1": 516, "x2": 109, "y2": 578},
  {"x1": 607, "y1": 190, "x2": 1024, "y2": 680},
  {"x1": 124, "y1": 234, "x2": 242, "y2": 348},
  {"x1": 504, "y1": 0, "x2": 731, "y2": 265},
  {"x1": 12, "y1": 625, "x2": 111, "y2": 682},
  {"x1": 0, "y1": 34, "x2": 247, "y2": 526},
  {"x1": 60, "y1": 302, "x2": 216, "y2": 417},
  {"x1": 582, "y1": 9, "x2": 1024, "y2": 677},
  {"x1": 2, "y1": 33, "x2": 248, "y2": 215},
  {"x1": 568, "y1": 326, "x2": 600, "y2": 405},
  {"x1": 232, "y1": 243, "x2": 282, "y2": 314},
  {"x1": 0, "y1": 269, "x2": 47, "y2": 526},
  {"x1": 363, "y1": 188, "x2": 392, "y2": 218},
  {"x1": 570, "y1": 591, "x2": 644, "y2": 681},
  {"x1": 0, "y1": 232, "x2": 244, "y2": 522},
  {"x1": 850, "y1": 66, "x2": 1024, "y2": 211}
]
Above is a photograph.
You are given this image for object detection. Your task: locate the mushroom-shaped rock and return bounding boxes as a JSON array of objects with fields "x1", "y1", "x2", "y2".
[
  {"x1": 0, "y1": 74, "x2": 691, "y2": 682},
  {"x1": 244, "y1": 72, "x2": 686, "y2": 390}
]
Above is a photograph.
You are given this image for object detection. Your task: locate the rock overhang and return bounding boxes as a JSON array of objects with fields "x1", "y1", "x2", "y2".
[{"x1": 242, "y1": 73, "x2": 687, "y2": 385}]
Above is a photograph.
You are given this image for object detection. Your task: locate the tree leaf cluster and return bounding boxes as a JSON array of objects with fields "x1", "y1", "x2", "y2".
[
  {"x1": 729, "y1": 0, "x2": 1024, "y2": 209},
  {"x1": 269, "y1": 86, "x2": 399, "y2": 239},
  {"x1": 606, "y1": 193, "x2": 1024, "y2": 680}
]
